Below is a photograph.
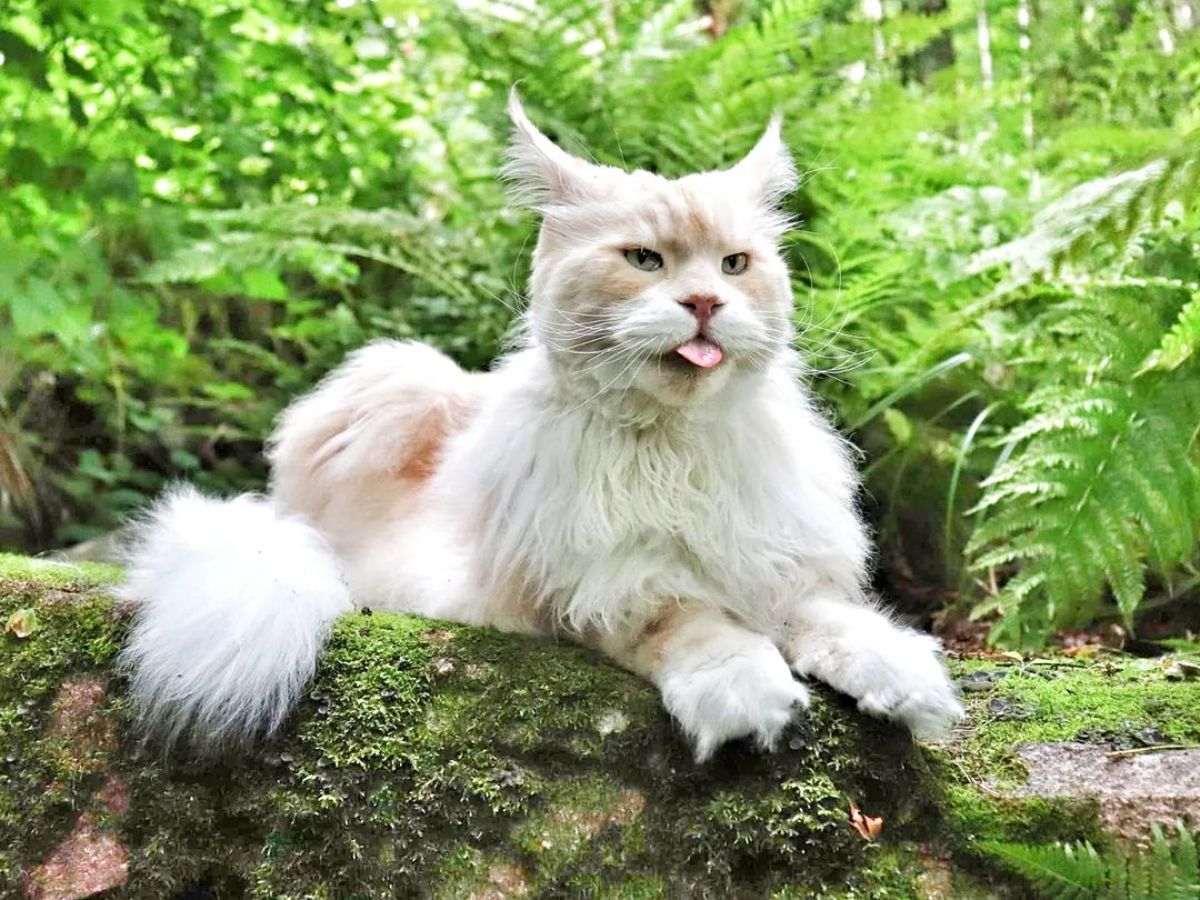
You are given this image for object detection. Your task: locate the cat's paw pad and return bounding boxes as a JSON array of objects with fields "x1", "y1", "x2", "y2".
[{"x1": 660, "y1": 635, "x2": 809, "y2": 763}]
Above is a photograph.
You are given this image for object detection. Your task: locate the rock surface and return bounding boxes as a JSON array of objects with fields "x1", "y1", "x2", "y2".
[
  {"x1": 1, "y1": 553, "x2": 1198, "y2": 898},
  {"x1": 1013, "y1": 742, "x2": 1200, "y2": 843}
]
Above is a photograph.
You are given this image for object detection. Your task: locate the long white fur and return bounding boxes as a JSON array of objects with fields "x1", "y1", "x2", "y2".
[
  {"x1": 119, "y1": 488, "x2": 351, "y2": 745},
  {"x1": 121, "y1": 91, "x2": 963, "y2": 757}
]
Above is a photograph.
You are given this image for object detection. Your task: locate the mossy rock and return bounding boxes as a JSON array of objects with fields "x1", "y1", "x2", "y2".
[{"x1": 2, "y1": 554, "x2": 1198, "y2": 899}]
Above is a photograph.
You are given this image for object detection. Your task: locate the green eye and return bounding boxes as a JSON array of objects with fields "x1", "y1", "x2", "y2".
[
  {"x1": 623, "y1": 247, "x2": 664, "y2": 272},
  {"x1": 722, "y1": 252, "x2": 749, "y2": 275}
]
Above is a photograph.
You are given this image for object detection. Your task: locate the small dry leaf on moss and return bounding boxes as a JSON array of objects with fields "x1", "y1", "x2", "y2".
[
  {"x1": 848, "y1": 803, "x2": 883, "y2": 841},
  {"x1": 5, "y1": 607, "x2": 38, "y2": 638},
  {"x1": 1060, "y1": 644, "x2": 1103, "y2": 659}
]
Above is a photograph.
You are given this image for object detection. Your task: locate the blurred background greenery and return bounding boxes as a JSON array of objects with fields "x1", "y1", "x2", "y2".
[{"x1": 1, "y1": 0, "x2": 1198, "y2": 647}]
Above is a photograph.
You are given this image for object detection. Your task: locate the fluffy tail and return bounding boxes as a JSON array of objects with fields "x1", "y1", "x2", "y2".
[{"x1": 119, "y1": 486, "x2": 352, "y2": 748}]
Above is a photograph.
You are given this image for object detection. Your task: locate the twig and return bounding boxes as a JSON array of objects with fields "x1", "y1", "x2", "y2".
[
  {"x1": 1027, "y1": 658, "x2": 1090, "y2": 667},
  {"x1": 1105, "y1": 744, "x2": 1189, "y2": 759},
  {"x1": 949, "y1": 757, "x2": 1003, "y2": 799}
]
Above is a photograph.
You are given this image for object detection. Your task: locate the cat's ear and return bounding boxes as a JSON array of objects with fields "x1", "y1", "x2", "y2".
[
  {"x1": 729, "y1": 115, "x2": 798, "y2": 205},
  {"x1": 504, "y1": 89, "x2": 606, "y2": 206}
]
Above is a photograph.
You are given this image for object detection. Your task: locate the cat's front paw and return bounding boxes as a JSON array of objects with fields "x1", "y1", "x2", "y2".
[
  {"x1": 792, "y1": 629, "x2": 963, "y2": 740},
  {"x1": 658, "y1": 633, "x2": 810, "y2": 763}
]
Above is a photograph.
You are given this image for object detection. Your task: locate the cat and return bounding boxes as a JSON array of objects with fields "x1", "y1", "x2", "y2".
[{"x1": 120, "y1": 92, "x2": 963, "y2": 762}]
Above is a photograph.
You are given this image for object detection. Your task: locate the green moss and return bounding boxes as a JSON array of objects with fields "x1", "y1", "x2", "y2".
[
  {"x1": 510, "y1": 775, "x2": 645, "y2": 886},
  {"x1": 944, "y1": 656, "x2": 1200, "y2": 789},
  {"x1": 927, "y1": 651, "x2": 1200, "y2": 889},
  {"x1": 1159, "y1": 638, "x2": 1200, "y2": 655},
  {"x1": 938, "y1": 784, "x2": 1103, "y2": 846},
  {"x1": 0, "y1": 556, "x2": 128, "y2": 889},
  {"x1": 790, "y1": 847, "x2": 920, "y2": 899},
  {"x1": 573, "y1": 873, "x2": 668, "y2": 898},
  {"x1": 0, "y1": 552, "x2": 122, "y2": 590}
]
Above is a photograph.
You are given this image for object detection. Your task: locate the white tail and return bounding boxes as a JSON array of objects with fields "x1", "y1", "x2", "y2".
[{"x1": 119, "y1": 486, "x2": 352, "y2": 748}]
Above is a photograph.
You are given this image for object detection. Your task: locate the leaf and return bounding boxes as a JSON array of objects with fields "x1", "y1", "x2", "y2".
[
  {"x1": 10, "y1": 278, "x2": 68, "y2": 337},
  {"x1": 5, "y1": 608, "x2": 39, "y2": 639},
  {"x1": 967, "y1": 155, "x2": 1199, "y2": 285},
  {"x1": 1140, "y1": 292, "x2": 1200, "y2": 373},
  {"x1": 848, "y1": 804, "x2": 883, "y2": 841},
  {"x1": 200, "y1": 382, "x2": 256, "y2": 402},
  {"x1": 242, "y1": 267, "x2": 288, "y2": 301},
  {"x1": 982, "y1": 825, "x2": 1200, "y2": 899}
]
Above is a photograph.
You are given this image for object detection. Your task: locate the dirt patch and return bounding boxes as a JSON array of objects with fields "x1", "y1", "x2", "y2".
[
  {"x1": 549, "y1": 789, "x2": 646, "y2": 835},
  {"x1": 22, "y1": 813, "x2": 129, "y2": 900},
  {"x1": 473, "y1": 863, "x2": 530, "y2": 899},
  {"x1": 46, "y1": 678, "x2": 117, "y2": 772},
  {"x1": 95, "y1": 773, "x2": 129, "y2": 817}
]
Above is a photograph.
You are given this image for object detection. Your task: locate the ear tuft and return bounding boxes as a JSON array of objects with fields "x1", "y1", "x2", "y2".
[
  {"x1": 729, "y1": 115, "x2": 798, "y2": 205},
  {"x1": 502, "y1": 88, "x2": 605, "y2": 207}
]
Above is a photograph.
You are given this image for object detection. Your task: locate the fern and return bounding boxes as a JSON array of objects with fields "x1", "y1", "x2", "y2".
[
  {"x1": 964, "y1": 279, "x2": 1200, "y2": 645},
  {"x1": 951, "y1": 148, "x2": 1200, "y2": 644},
  {"x1": 968, "y1": 152, "x2": 1200, "y2": 285},
  {"x1": 1143, "y1": 292, "x2": 1200, "y2": 373},
  {"x1": 968, "y1": 371, "x2": 1200, "y2": 644},
  {"x1": 982, "y1": 823, "x2": 1200, "y2": 899},
  {"x1": 142, "y1": 206, "x2": 490, "y2": 306}
]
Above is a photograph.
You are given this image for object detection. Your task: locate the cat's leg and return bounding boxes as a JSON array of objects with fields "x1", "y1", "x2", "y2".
[
  {"x1": 597, "y1": 604, "x2": 810, "y2": 762},
  {"x1": 783, "y1": 587, "x2": 963, "y2": 739}
]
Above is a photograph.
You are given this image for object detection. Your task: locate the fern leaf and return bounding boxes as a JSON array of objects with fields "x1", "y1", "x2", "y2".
[
  {"x1": 983, "y1": 826, "x2": 1200, "y2": 900},
  {"x1": 967, "y1": 153, "x2": 1200, "y2": 285},
  {"x1": 967, "y1": 286, "x2": 1200, "y2": 642},
  {"x1": 981, "y1": 840, "x2": 1109, "y2": 899},
  {"x1": 1142, "y1": 292, "x2": 1200, "y2": 373}
]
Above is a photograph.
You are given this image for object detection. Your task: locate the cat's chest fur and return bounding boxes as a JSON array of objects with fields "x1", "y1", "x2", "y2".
[
  {"x1": 559, "y1": 415, "x2": 741, "y2": 549},
  {"x1": 458, "y1": 370, "x2": 832, "y2": 628}
]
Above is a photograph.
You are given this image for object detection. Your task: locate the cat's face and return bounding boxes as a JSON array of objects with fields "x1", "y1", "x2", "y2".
[{"x1": 506, "y1": 93, "x2": 798, "y2": 407}]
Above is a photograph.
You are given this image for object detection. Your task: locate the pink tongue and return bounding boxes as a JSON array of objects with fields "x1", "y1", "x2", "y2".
[{"x1": 675, "y1": 338, "x2": 724, "y2": 369}]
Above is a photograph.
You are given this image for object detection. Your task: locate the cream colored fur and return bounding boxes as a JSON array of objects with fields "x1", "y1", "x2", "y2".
[{"x1": 121, "y1": 93, "x2": 962, "y2": 759}]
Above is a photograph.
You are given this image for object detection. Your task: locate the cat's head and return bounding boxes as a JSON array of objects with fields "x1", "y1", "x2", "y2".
[{"x1": 505, "y1": 91, "x2": 798, "y2": 408}]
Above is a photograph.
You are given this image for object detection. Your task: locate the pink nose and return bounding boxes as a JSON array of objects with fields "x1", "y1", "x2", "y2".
[{"x1": 679, "y1": 294, "x2": 723, "y2": 324}]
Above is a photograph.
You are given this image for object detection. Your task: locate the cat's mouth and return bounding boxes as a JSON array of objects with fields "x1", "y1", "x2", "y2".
[{"x1": 672, "y1": 336, "x2": 724, "y2": 370}]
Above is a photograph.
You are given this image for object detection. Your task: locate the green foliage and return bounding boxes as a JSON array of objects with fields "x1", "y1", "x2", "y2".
[
  {"x1": 2, "y1": 0, "x2": 1199, "y2": 645},
  {"x1": 982, "y1": 823, "x2": 1200, "y2": 899},
  {"x1": 953, "y1": 162, "x2": 1200, "y2": 644}
]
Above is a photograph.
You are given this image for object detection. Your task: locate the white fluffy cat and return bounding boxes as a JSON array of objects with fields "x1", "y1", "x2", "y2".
[{"x1": 121, "y1": 93, "x2": 963, "y2": 761}]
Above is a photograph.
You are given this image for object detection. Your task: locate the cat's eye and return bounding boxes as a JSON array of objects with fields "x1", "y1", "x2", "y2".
[
  {"x1": 722, "y1": 253, "x2": 749, "y2": 275},
  {"x1": 623, "y1": 247, "x2": 664, "y2": 272}
]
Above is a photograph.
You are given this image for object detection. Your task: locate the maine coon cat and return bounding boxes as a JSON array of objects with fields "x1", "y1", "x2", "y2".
[{"x1": 121, "y1": 93, "x2": 963, "y2": 762}]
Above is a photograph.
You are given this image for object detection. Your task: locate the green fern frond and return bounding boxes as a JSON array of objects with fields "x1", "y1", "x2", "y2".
[
  {"x1": 1142, "y1": 292, "x2": 1200, "y2": 373},
  {"x1": 982, "y1": 839, "x2": 1108, "y2": 898},
  {"x1": 969, "y1": 370, "x2": 1200, "y2": 644},
  {"x1": 967, "y1": 152, "x2": 1200, "y2": 285},
  {"x1": 982, "y1": 824, "x2": 1200, "y2": 900},
  {"x1": 141, "y1": 206, "x2": 497, "y2": 306},
  {"x1": 965, "y1": 278, "x2": 1200, "y2": 645}
]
